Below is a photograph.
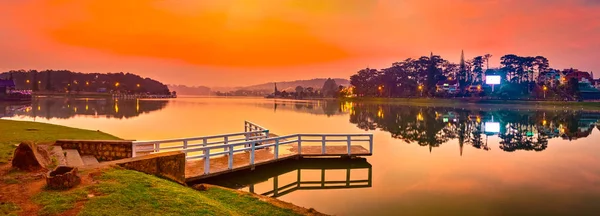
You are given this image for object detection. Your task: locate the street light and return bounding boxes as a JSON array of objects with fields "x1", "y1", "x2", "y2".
[
  {"x1": 418, "y1": 85, "x2": 423, "y2": 97},
  {"x1": 26, "y1": 80, "x2": 30, "y2": 84},
  {"x1": 543, "y1": 85, "x2": 548, "y2": 99},
  {"x1": 136, "y1": 84, "x2": 140, "y2": 88},
  {"x1": 115, "y1": 82, "x2": 120, "y2": 87}
]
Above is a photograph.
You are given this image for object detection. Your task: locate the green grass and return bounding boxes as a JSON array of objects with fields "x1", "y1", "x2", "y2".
[
  {"x1": 77, "y1": 169, "x2": 299, "y2": 216},
  {"x1": 0, "y1": 202, "x2": 21, "y2": 216},
  {"x1": 32, "y1": 188, "x2": 89, "y2": 216},
  {"x1": 0, "y1": 119, "x2": 120, "y2": 163},
  {"x1": 29, "y1": 169, "x2": 301, "y2": 216}
]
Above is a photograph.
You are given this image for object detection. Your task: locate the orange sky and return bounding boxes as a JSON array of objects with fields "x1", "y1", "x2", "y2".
[{"x1": 1, "y1": 0, "x2": 600, "y2": 86}]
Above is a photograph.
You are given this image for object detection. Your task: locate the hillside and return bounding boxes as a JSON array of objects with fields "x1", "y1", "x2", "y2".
[
  {"x1": 168, "y1": 84, "x2": 211, "y2": 95},
  {"x1": 241, "y1": 78, "x2": 350, "y2": 91}
]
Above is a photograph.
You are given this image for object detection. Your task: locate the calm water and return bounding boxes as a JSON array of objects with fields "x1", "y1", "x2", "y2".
[{"x1": 2, "y1": 97, "x2": 600, "y2": 215}]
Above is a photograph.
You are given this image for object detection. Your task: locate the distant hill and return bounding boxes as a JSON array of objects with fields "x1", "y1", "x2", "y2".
[
  {"x1": 240, "y1": 78, "x2": 350, "y2": 92},
  {"x1": 168, "y1": 84, "x2": 211, "y2": 95}
]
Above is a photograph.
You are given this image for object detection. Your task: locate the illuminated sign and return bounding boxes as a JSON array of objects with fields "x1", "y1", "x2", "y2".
[
  {"x1": 486, "y1": 75, "x2": 501, "y2": 85},
  {"x1": 485, "y1": 122, "x2": 500, "y2": 133}
]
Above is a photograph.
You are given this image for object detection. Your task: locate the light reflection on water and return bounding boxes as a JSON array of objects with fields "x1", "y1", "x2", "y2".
[{"x1": 2, "y1": 97, "x2": 600, "y2": 215}]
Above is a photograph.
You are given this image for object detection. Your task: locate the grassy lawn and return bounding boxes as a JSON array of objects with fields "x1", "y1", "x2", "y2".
[
  {"x1": 0, "y1": 119, "x2": 310, "y2": 216},
  {"x1": 0, "y1": 119, "x2": 120, "y2": 163},
  {"x1": 33, "y1": 168, "x2": 300, "y2": 216}
]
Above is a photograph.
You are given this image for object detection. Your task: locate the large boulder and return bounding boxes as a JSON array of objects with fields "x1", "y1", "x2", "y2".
[{"x1": 11, "y1": 142, "x2": 51, "y2": 171}]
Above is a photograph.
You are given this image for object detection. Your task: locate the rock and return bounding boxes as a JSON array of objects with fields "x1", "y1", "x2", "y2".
[
  {"x1": 193, "y1": 184, "x2": 208, "y2": 191},
  {"x1": 11, "y1": 142, "x2": 48, "y2": 171},
  {"x1": 45, "y1": 166, "x2": 81, "y2": 189}
]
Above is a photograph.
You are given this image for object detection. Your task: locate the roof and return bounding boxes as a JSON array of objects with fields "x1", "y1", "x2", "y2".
[{"x1": 0, "y1": 79, "x2": 15, "y2": 87}]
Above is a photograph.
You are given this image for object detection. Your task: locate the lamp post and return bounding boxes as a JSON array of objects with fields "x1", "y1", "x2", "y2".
[
  {"x1": 543, "y1": 85, "x2": 547, "y2": 99},
  {"x1": 418, "y1": 85, "x2": 423, "y2": 97}
]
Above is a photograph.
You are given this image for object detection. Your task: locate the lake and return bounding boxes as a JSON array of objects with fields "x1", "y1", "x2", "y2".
[{"x1": 2, "y1": 97, "x2": 600, "y2": 215}]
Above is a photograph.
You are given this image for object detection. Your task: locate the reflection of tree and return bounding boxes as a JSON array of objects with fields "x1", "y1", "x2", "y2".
[
  {"x1": 265, "y1": 100, "x2": 344, "y2": 117},
  {"x1": 11, "y1": 98, "x2": 168, "y2": 119},
  {"x1": 348, "y1": 104, "x2": 599, "y2": 154}
]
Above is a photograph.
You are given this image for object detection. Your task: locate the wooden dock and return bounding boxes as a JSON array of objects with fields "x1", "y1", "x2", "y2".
[
  {"x1": 185, "y1": 145, "x2": 370, "y2": 181},
  {"x1": 132, "y1": 121, "x2": 373, "y2": 182}
]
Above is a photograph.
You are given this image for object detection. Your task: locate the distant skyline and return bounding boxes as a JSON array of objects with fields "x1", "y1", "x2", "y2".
[{"x1": 1, "y1": 0, "x2": 599, "y2": 86}]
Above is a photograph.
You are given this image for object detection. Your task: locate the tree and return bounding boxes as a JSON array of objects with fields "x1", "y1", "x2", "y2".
[
  {"x1": 458, "y1": 50, "x2": 468, "y2": 89},
  {"x1": 483, "y1": 54, "x2": 492, "y2": 70},
  {"x1": 567, "y1": 77, "x2": 580, "y2": 99},
  {"x1": 350, "y1": 68, "x2": 379, "y2": 96},
  {"x1": 425, "y1": 52, "x2": 441, "y2": 96},
  {"x1": 321, "y1": 78, "x2": 339, "y2": 98},
  {"x1": 30, "y1": 70, "x2": 39, "y2": 92},
  {"x1": 45, "y1": 70, "x2": 53, "y2": 91},
  {"x1": 472, "y1": 56, "x2": 484, "y2": 84},
  {"x1": 295, "y1": 86, "x2": 304, "y2": 97}
]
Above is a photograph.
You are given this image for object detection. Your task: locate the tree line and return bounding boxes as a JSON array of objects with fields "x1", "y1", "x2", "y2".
[
  {"x1": 1, "y1": 70, "x2": 171, "y2": 94},
  {"x1": 349, "y1": 52, "x2": 584, "y2": 98}
]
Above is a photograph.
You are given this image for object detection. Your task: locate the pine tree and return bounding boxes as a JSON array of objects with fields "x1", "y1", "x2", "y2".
[{"x1": 458, "y1": 50, "x2": 468, "y2": 90}]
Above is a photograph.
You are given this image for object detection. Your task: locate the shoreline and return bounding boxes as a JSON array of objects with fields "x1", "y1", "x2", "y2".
[{"x1": 339, "y1": 97, "x2": 600, "y2": 111}]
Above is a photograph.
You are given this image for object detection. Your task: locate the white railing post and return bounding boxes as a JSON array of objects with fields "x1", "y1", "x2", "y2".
[
  {"x1": 369, "y1": 134, "x2": 374, "y2": 154},
  {"x1": 131, "y1": 143, "x2": 136, "y2": 158},
  {"x1": 155, "y1": 143, "x2": 160, "y2": 152},
  {"x1": 274, "y1": 139, "x2": 279, "y2": 160},
  {"x1": 297, "y1": 135, "x2": 302, "y2": 155},
  {"x1": 250, "y1": 141, "x2": 256, "y2": 165},
  {"x1": 228, "y1": 146, "x2": 234, "y2": 170},
  {"x1": 183, "y1": 140, "x2": 188, "y2": 157},
  {"x1": 322, "y1": 135, "x2": 326, "y2": 154},
  {"x1": 204, "y1": 148, "x2": 210, "y2": 174},
  {"x1": 202, "y1": 137, "x2": 208, "y2": 155},
  {"x1": 347, "y1": 135, "x2": 352, "y2": 156}
]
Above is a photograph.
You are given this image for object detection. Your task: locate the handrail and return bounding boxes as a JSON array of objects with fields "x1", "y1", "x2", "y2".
[
  {"x1": 133, "y1": 131, "x2": 268, "y2": 145},
  {"x1": 131, "y1": 121, "x2": 374, "y2": 176}
]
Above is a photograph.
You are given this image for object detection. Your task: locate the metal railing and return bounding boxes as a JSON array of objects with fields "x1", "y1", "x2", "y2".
[{"x1": 132, "y1": 121, "x2": 374, "y2": 176}]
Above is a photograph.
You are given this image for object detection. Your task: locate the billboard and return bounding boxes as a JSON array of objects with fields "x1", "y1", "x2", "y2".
[
  {"x1": 484, "y1": 122, "x2": 500, "y2": 133},
  {"x1": 486, "y1": 75, "x2": 501, "y2": 85}
]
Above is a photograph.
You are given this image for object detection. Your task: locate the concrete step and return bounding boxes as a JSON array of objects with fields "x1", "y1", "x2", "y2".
[
  {"x1": 51, "y1": 146, "x2": 68, "y2": 166},
  {"x1": 81, "y1": 155, "x2": 99, "y2": 166},
  {"x1": 64, "y1": 149, "x2": 84, "y2": 167}
]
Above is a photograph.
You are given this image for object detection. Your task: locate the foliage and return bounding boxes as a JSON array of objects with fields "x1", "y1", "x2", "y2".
[
  {"x1": 0, "y1": 70, "x2": 170, "y2": 94},
  {"x1": 321, "y1": 78, "x2": 339, "y2": 98},
  {"x1": 567, "y1": 77, "x2": 580, "y2": 98},
  {"x1": 78, "y1": 169, "x2": 300, "y2": 216},
  {"x1": 0, "y1": 202, "x2": 21, "y2": 216},
  {"x1": 32, "y1": 188, "x2": 88, "y2": 215},
  {"x1": 347, "y1": 52, "x2": 589, "y2": 99},
  {"x1": 0, "y1": 119, "x2": 120, "y2": 163}
]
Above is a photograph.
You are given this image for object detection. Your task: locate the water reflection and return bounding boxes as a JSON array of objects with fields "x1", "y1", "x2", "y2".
[
  {"x1": 1, "y1": 97, "x2": 169, "y2": 119},
  {"x1": 349, "y1": 104, "x2": 600, "y2": 153},
  {"x1": 199, "y1": 158, "x2": 372, "y2": 198},
  {"x1": 256, "y1": 99, "x2": 348, "y2": 116}
]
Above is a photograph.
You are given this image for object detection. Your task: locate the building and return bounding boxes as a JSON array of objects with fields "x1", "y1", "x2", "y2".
[
  {"x1": 561, "y1": 69, "x2": 592, "y2": 84},
  {"x1": 436, "y1": 80, "x2": 459, "y2": 94}
]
